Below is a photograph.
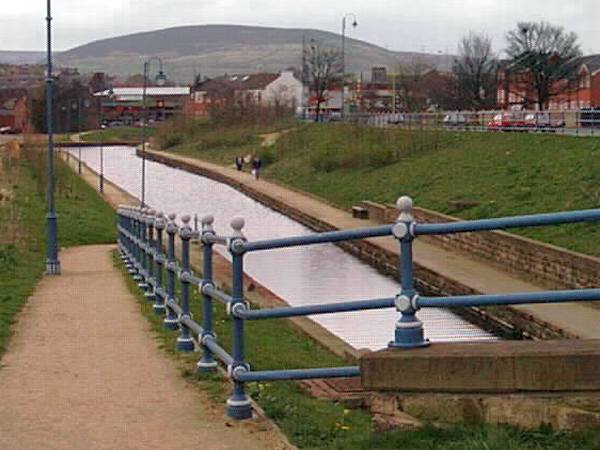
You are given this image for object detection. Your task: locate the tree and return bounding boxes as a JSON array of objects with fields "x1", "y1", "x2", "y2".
[
  {"x1": 453, "y1": 32, "x2": 498, "y2": 109},
  {"x1": 303, "y1": 40, "x2": 342, "y2": 121},
  {"x1": 393, "y1": 57, "x2": 434, "y2": 111},
  {"x1": 505, "y1": 21, "x2": 581, "y2": 110}
]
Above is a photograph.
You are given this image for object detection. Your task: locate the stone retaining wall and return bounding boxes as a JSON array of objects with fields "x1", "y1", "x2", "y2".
[
  {"x1": 143, "y1": 150, "x2": 572, "y2": 340},
  {"x1": 360, "y1": 201, "x2": 600, "y2": 291}
]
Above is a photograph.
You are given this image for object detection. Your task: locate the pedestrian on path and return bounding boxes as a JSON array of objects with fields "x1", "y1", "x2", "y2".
[
  {"x1": 235, "y1": 155, "x2": 243, "y2": 171},
  {"x1": 251, "y1": 156, "x2": 262, "y2": 180}
]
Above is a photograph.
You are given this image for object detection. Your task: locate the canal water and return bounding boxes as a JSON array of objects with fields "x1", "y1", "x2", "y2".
[{"x1": 71, "y1": 146, "x2": 496, "y2": 349}]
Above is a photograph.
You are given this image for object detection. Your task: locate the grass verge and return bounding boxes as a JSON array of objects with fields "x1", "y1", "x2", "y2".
[
  {"x1": 0, "y1": 144, "x2": 116, "y2": 356},
  {"x1": 81, "y1": 126, "x2": 151, "y2": 143}
]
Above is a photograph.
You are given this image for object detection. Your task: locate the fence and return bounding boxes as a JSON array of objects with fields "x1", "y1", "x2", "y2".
[
  {"x1": 117, "y1": 196, "x2": 600, "y2": 420},
  {"x1": 349, "y1": 109, "x2": 600, "y2": 135}
]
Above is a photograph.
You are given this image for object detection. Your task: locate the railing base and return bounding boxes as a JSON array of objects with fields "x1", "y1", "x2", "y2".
[
  {"x1": 196, "y1": 359, "x2": 218, "y2": 374},
  {"x1": 46, "y1": 259, "x2": 61, "y2": 276},
  {"x1": 163, "y1": 318, "x2": 179, "y2": 331},
  {"x1": 176, "y1": 336, "x2": 195, "y2": 352},
  {"x1": 153, "y1": 304, "x2": 166, "y2": 315},
  {"x1": 144, "y1": 290, "x2": 155, "y2": 301},
  {"x1": 226, "y1": 397, "x2": 253, "y2": 420}
]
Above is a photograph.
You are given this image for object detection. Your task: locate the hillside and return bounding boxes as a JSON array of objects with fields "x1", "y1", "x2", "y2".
[
  {"x1": 0, "y1": 51, "x2": 47, "y2": 64},
  {"x1": 54, "y1": 24, "x2": 452, "y2": 82}
]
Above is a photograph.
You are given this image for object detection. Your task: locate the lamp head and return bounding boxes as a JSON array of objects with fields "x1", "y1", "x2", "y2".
[
  {"x1": 352, "y1": 19, "x2": 358, "y2": 28},
  {"x1": 155, "y1": 70, "x2": 167, "y2": 86}
]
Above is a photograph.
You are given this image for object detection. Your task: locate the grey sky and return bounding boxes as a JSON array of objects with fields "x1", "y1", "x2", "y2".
[{"x1": 1, "y1": 0, "x2": 597, "y2": 55}]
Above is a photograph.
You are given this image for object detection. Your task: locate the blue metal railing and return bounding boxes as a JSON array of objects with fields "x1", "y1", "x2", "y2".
[{"x1": 116, "y1": 196, "x2": 600, "y2": 420}]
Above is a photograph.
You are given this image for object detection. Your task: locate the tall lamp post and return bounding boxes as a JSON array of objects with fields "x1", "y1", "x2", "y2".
[
  {"x1": 99, "y1": 86, "x2": 115, "y2": 194},
  {"x1": 341, "y1": 13, "x2": 358, "y2": 119},
  {"x1": 45, "y1": 0, "x2": 59, "y2": 275},
  {"x1": 141, "y1": 57, "x2": 167, "y2": 208}
]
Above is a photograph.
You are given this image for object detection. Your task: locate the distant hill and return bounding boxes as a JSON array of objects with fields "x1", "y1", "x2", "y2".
[
  {"x1": 54, "y1": 25, "x2": 453, "y2": 83},
  {"x1": 0, "y1": 51, "x2": 47, "y2": 64}
]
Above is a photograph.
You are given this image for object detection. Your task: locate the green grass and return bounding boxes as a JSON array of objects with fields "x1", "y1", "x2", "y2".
[
  {"x1": 165, "y1": 122, "x2": 600, "y2": 257},
  {"x1": 0, "y1": 147, "x2": 116, "y2": 356},
  {"x1": 81, "y1": 126, "x2": 150, "y2": 143}
]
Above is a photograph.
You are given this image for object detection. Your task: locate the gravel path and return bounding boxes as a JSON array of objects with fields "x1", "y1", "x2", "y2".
[{"x1": 0, "y1": 245, "x2": 290, "y2": 450}]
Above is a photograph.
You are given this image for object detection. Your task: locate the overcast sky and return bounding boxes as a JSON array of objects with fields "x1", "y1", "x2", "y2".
[{"x1": 1, "y1": 1, "x2": 597, "y2": 55}]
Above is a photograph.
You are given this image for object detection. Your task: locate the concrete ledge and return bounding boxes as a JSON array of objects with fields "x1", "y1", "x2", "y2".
[{"x1": 361, "y1": 340, "x2": 600, "y2": 393}]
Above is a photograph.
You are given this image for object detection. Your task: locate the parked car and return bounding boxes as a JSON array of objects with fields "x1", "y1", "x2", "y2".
[
  {"x1": 523, "y1": 112, "x2": 565, "y2": 131},
  {"x1": 487, "y1": 113, "x2": 527, "y2": 132},
  {"x1": 443, "y1": 112, "x2": 467, "y2": 127},
  {"x1": 387, "y1": 113, "x2": 405, "y2": 125},
  {"x1": 0, "y1": 126, "x2": 12, "y2": 134}
]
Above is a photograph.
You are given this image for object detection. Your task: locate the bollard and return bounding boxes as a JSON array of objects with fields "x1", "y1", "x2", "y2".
[
  {"x1": 389, "y1": 196, "x2": 429, "y2": 349},
  {"x1": 226, "y1": 217, "x2": 253, "y2": 420},
  {"x1": 197, "y1": 215, "x2": 218, "y2": 374},
  {"x1": 164, "y1": 213, "x2": 179, "y2": 330},
  {"x1": 144, "y1": 209, "x2": 156, "y2": 301},
  {"x1": 153, "y1": 212, "x2": 167, "y2": 315},
  {"x1": 176, "y1": 215, "x2": 195, "y2": 352}
]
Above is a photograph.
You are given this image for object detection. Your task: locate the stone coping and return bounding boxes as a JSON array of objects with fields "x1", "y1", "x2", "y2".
[{"x1": 361, "y1": 340, "x2": 600, "y2": 393}]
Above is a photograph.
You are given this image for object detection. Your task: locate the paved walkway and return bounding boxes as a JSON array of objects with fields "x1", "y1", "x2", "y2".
[
  {"x1": 0, "y1": 245, "x2": 290, "y2": 450},
  {"x1": 147, "y1": 149, "x2": 600, "y2": 339}
]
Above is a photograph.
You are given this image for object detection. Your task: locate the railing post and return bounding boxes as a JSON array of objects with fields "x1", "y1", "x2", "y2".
[
  {"x1": 153, "y1": 212, "x2": 166, "y2": 315},
  {"x1": 226, "y1": 217, "x2": 252, "y2": 420},
  {"x1": 138, "y1": 208, "x2": 150, "y2": 291},
  {"x1": 164, "y1": 213, "x2": 179, "y2": 330},
  {"x1": 176, "y1": 215, "x2": 195, "y2": 352},
  {"x1": 389, "y1": 196, "x2": 429, "y2": 349},
  {"x1": 144, "y1": 209, "x2": 156, "y2": 301},
  {"x1": 132, "y1": 209, "x2": 144, "y2": 281},
  {"x1": 197, "y1": 215, "x2": 218, "y2": 374}
]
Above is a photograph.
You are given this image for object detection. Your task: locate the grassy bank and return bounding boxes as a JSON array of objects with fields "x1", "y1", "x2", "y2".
[
  {"x1": 164, "y1": 121, "x2": 600, "y2": 256},
  {"x1": 115, "y1": 251, "x2": 600, "y2": 450},
  {"x1": 0, "y1": 143, "x2": 116, "y2": 356},
  {"x1": 81, "y1": 126, "x2": 150, "y2": 143}
]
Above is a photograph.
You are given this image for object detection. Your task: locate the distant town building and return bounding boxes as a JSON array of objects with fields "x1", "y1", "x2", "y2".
[
  {"x1": 0, "y1": 96, "x2": 29, "y2": 132},
  {"x1": 188, "y1": 71, "x2": 303, "y2": 117},
  {"x1": 0, "y1": 64, "x2": 45, "y2": 91},
  {"x1": 94, "y1": 86, "x2": 191, "y2": 124},
  {"x1": 497, "y1": 54, "x2": 600, "y2": 110}
]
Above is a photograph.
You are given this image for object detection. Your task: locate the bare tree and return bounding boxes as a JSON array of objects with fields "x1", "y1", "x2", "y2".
[
  {"x1": 505, "y1": 21, "x2": 581, "y2": 110},
  {"x1": 393, "y1": 57, "x2": 434, "y2": 111},
  {"x1": 452, "y1": 32, "x2": 498, "y2": 109},
  {"x1": 303, "y1": 40, "x2": 342, "y2": 122}
]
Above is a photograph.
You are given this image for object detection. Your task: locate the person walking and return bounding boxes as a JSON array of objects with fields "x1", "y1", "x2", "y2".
[
  {"x1": 251, "y1": 156, "x2": 262, "y2": 180},
  {"x1": 235, "y1": 156, "x2": 243, "y2": 171}
]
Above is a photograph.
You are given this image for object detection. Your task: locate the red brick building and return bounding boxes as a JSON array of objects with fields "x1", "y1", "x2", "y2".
[
  {"x1": 0, "y1": 96, "x2": 29, "y2": 132},
  {"x1": 497, "y1": 54, "x2": 600, "y2": 110}
]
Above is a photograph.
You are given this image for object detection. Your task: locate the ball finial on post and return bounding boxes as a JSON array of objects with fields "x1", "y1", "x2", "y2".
[
  {"x1": 201, "y1": 214, "x2": 215, "y2": 234},
  {"x1": 396, "y1": 196, "x2": 414, "y2": 222},
  {"x1": 230, "y1": 217, "x2": 245, "y2": 238}
]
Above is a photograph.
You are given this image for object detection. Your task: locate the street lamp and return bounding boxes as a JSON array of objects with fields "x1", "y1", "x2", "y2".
[
  {"x1": 99, "y1": 86, "x2": 115, "y2": 194},
  {"x1": 141, "y1": 56, "x2": 167, "y2": 207},
  {"x1": 45, "y1": 0, "x2": 60, "y2": 275},
  {"x1": 341, "y1": 13, "x2": 358, "y2": 119}
]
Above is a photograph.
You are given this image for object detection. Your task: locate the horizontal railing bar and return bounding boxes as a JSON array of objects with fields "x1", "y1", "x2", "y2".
[
  {"x1": 204, "y1": 336, "x2": 234, "y2": 366},
  {"x1": 415, "y1": 209, "x2": 600, "y2": 236},
  {"x1": 203, "y1": 284, "x2": 233, "y2": 305},
  {"x1": 242, "y1": 225, "x2": 393, "y2": 253},
  {"x1": 234, "y1": 366, "x2": 361, "y2": 382},
  {"x1": 180, "y1": 316, "x2": 203, "y2": 336},
  {"x1": 417, "y1": 288, "x2": 600, "y2": 308},
  {"x1": 166, "y1": 299, "x2": 183, "y2": 316},
  {"x1": 203, "y1": 234, "x2": 229, "y2": 246},
  {"x1": 237, "y1": 297, "x2": 396, "y2": 320},
  {"x1": 188, "y1": 274, "x2": 204, "y2": 286}
]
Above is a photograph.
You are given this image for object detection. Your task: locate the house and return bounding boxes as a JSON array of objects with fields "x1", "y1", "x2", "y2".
[
  {"x1": 497, "y1": 54, "x2": 600, "y2": 110},
  {"x1": 188, "y1": 71, "x2": 303, "y2": 117},
  {"x1": 94, "y1": 86, "x2": 191, "y2": 124},
  {"x1": 0, "y1": 96, "x2": 29, "y2": 132}
]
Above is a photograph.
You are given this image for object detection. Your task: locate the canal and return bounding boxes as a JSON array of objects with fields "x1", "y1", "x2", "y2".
[{"x1": 70, "y1": 146, "x2": 496, "y2": 349}]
